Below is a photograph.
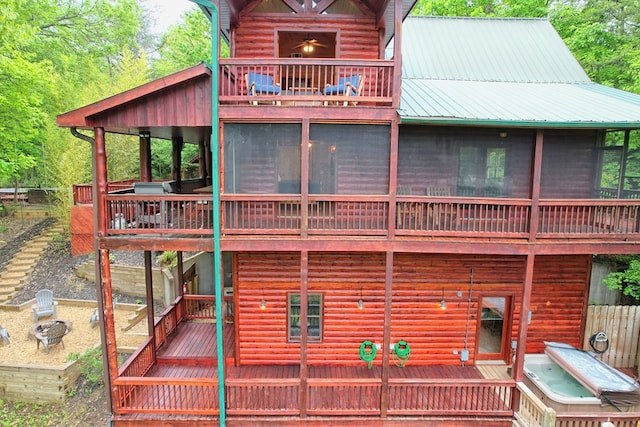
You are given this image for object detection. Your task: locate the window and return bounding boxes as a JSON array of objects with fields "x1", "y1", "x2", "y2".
[
  {"x1": 458, "y1": 146, "x2": 505, "y2": 197},
  {"x1": 288, "y1": 293, "x2": 322, "y2": 342}
]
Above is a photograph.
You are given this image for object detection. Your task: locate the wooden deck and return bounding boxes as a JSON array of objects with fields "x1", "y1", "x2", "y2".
[{"x1": 112, "y1": 318, "x2": 514, "y2": 425}]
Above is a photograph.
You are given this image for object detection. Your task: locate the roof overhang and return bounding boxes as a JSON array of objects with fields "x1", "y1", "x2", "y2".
[
  {"x1": 398, "y1": 79, "x2": 640, "y2": 129},
  {"x1": 196, "y1": 0, "x2": 417, "y2": 47},
  {"x1": 56, "y1": 63, "x2": 212, "y2": 143}
]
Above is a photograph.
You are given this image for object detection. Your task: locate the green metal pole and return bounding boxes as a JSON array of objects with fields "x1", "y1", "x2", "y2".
[{"x1": 192, "y1": 1, "x2": 224, "y2": 425}]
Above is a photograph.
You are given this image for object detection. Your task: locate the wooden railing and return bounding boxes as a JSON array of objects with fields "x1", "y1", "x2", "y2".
[
  {"x1": 183, "y1": 295, "x2": 216, "y2": 320},
  {"x1": 219, "y1": 58, "x2": 394, "y2": 107},
  {"x1": 538, "y1": 199, "x2": 640, "y2": 237},
  {"x1": 307, "y1": 378, "x2": 381, "y2": 415},
  {"x1": 387, "y1": 379, "x2": 514, "y2": 416},
  {"x1": 119, "y1": 337, "x2": 156, "y2": 378},
  {"x1": 226, "y1": 378, "x2": 300, "y2": 415},
  {"x1": 103, "y1": 193, "x2": 640, "y2": 241},
  {"x1": 396, "y1": 196, "x2": 530, "y2": 237},
  {"x1": 514, "y1": 382, "x2": 555, "y2": 427},
  {"x1": 73, "y1": 181, "x2": 134, "y2": 204},
  {"x1": 106, "y1": 193, "x2": 214, "y2": 235},
  {"x1": 153, "y1": 301, "x2": 184, "y2": 351},
  {"x1": 113, "y1": 377, "x2": 220, "y2": 415}
]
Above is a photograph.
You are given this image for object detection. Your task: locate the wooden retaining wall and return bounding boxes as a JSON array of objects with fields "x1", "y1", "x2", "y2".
[
  {"x1": 0, "y1": 360, "x2": 82, "y2": 403},
  {"x1": 75, "y1": 260, "x2": 168, "y2": 302}
]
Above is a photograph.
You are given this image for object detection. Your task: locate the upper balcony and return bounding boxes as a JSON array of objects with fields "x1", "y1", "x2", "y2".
[{"x1": 218, "y1": 59, "x2": 394, "y2": 108}]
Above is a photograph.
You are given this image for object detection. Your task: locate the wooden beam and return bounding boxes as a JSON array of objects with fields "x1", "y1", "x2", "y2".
[
  {"x1": 380, "y1": 250, "x2": 393, "y2": 417},
  {"x1": 99, "y1": 248, "x2": 119, "y2": 414},
  {"x1": 172, "y1": 136, "x2": 183, "y2": 192},
  {"x1": 301, "y1": 119, "x2": 310, "y2": 239},
  {"x1": 529, "y1": 130, "x2": 543, "y2": 242},
  {"x1": 299, "y1": 250, "x2": 309, "y2": 417},
  {"x1": 144, "y1": 251, "x2": 156, "y2": 343}
]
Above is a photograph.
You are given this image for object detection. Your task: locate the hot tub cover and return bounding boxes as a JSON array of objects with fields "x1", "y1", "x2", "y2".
[{"x1": 544, "y1": 342, "x2": 640, "y2": 408}]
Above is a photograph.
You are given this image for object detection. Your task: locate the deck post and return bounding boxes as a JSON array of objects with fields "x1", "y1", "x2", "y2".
[
  {"x1": 144, "y1": 251, "x2": 155, "y2": 343},
  {"x1": 380, "y1": 250, "x2": 393, "y2": 416},
  {"x1": 139, "y1": 132, "x2": 152, "y2": 182},
  {"x1": 529, "y1": 129, "x2": 543, "y2": 241},
  {"x1": 93, "y1": 126, "x2": 115, "y2": 415},
  {"x1": 512, "y1": 253, "x2": 536, "y2": 412},
  {"x1": 300, "y1": 250, "x2": 309, "y2": 417}
]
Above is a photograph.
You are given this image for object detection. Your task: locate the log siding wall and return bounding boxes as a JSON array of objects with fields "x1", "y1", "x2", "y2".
[
  {"x1": 234, "y1": 252, "x2": 591, "y2": 365},
  {"x1": 235, "y1": 16, "x2": 380, "y2": 60}
]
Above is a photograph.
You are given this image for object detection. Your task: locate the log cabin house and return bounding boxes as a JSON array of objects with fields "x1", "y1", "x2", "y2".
[{"x1": 57, "y1": 1, "x2": 640, "y2": 425}]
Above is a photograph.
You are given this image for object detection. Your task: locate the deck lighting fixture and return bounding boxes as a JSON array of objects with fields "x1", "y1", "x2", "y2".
[
  {"x1": 358, "y1": 287, "x2": 364, "y2": 310},
  {"x1": 302, "y1": 42, "x2": 314, "y2": 53},
  {"x1": 439, "y1": 288, "x2": 447, "y2": 310}
]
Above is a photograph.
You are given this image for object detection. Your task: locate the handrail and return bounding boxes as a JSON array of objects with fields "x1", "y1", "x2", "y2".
[
  {"x1": 100, "y1": 192, "x2": 640, "y2": 241},
  {"x1": 514, "y1": 381, "x2": 555, "y2": 427},
  {"x1": 219, "y1": 58, "x2": 394, "y2": 107}
]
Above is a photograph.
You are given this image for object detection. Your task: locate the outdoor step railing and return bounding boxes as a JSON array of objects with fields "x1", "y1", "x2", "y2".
[
  {"x1": 219, "y1": 58, "x2": 394, "y2": 107},
  {"x1": 103, "y1": 194, "x2": 640, "y2": 241}
]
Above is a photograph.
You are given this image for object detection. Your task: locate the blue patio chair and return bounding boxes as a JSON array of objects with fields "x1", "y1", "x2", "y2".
[
  {"x1": 32, "y1": 289, "x2": 58, "y2": 322},
  {"x1": 323, "y1": 75, "x2": 364, "y2": 106},
  {"x1": 245, "y1": 72, "x2": 281, "y2": 105}
]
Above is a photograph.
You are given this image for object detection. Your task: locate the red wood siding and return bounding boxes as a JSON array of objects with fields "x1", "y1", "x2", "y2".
[
  {"x1": 527, "y1": 255, "x2": 591, "y2": 353},
  {"x1": 234, "y1": 16, "x2": 380, "y2": 60},
  {"x1": 235, "y1": 252, "x2": 589, "y2": 365},
  {"x1": 88, "y1": 76, "x2": 211, "y2": 128},
  {"x1": 70, "y1": 204, "x2": 94, "y2": 256}
]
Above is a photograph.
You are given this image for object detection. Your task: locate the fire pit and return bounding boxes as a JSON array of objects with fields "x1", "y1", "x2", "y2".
[{"x1": 29, "y1": 319, "x2": 72, "y2": 340}]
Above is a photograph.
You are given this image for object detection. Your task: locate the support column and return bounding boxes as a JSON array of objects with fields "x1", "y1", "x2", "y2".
[
  {"x1": 144, "y1": 251, "x2": 156, "y2": 341},
  {"x1": 177, "y1": 251, "x2": 185, "y2": 296},
  {"x1": 299, "y1": 250, "x2": 309, "y2": 417},
  {"x1": 380, "y1": 250, "x2": 393, "y2": 417},
  {"x1": 139, "y1": 133, "x2": 152, "y2": 182},
  {"x1": 92, "y1": 127, "x2": 114, "y2": 413},
  {"x1": 301, "y1": 120, "x2": 310, "y2": 239},
  {"x1": 618, "y1": 130, "x2": 630, "y2": 198},
  {"x1": 388, "y1": 119, "x2": 399, "y2": 239},
  {"x1": 172, "y1": 136, "x2": 183, "y2": 192},
  {"x1": 529, "y1": 130, "x2": 544, "y2": 241},
  {"x1": 199, "y1": 139, "x2": 208, "y2": 184},
  {"x1": 99, "y1": 248, "x2": 120, "y2": 413}
]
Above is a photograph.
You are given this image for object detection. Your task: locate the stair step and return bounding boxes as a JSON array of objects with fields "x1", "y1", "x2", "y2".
[
  {"x1": 7, "y1": 258, "x2": 35, "y2": 268},
  {"x1": 0, "y1": 271, "x2": 28, "y2": 280}
]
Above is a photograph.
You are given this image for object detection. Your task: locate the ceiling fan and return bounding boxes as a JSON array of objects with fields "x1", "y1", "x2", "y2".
[{"x1": 294, "y1": 38, "x2": 327, "y2": 52}]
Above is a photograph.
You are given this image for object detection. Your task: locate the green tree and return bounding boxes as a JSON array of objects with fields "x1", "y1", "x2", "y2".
[
  {"x1": 151, "y1": 8, "x2": 229, "y2": 77},
  {"x1": 0, "y1": 0, "x2": 144, "y2": 192},
  {"x1": 602, "y1": 256, "x2": 640, "y2": 303}
]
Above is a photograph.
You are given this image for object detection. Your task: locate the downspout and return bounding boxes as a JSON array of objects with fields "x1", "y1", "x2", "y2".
[{"x1": 192, "y1": 1, "x2": 224, "y2": 424}]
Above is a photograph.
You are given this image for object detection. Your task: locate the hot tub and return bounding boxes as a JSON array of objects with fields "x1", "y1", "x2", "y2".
[{"x1": 523, "y1": 353, "x2": 603, "y2": 412}]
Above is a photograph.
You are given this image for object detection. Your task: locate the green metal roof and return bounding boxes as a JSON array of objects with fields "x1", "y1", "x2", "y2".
[{"x1": 399, "y1": 16, "x2": 640, "y2": 128}]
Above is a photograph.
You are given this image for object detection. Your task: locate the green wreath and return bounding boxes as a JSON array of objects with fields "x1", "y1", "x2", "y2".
[
  {"x1": 359, "y1": 340, "x2": 377, "y2": 369},
  {"x1": 393, "y1": 340, "x2": 410, "y2": 367}
]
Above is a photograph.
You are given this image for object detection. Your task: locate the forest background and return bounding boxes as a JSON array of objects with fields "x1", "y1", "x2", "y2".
[{"x1": 2, "y1": 0, "x2": 640, "y2": 295}]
